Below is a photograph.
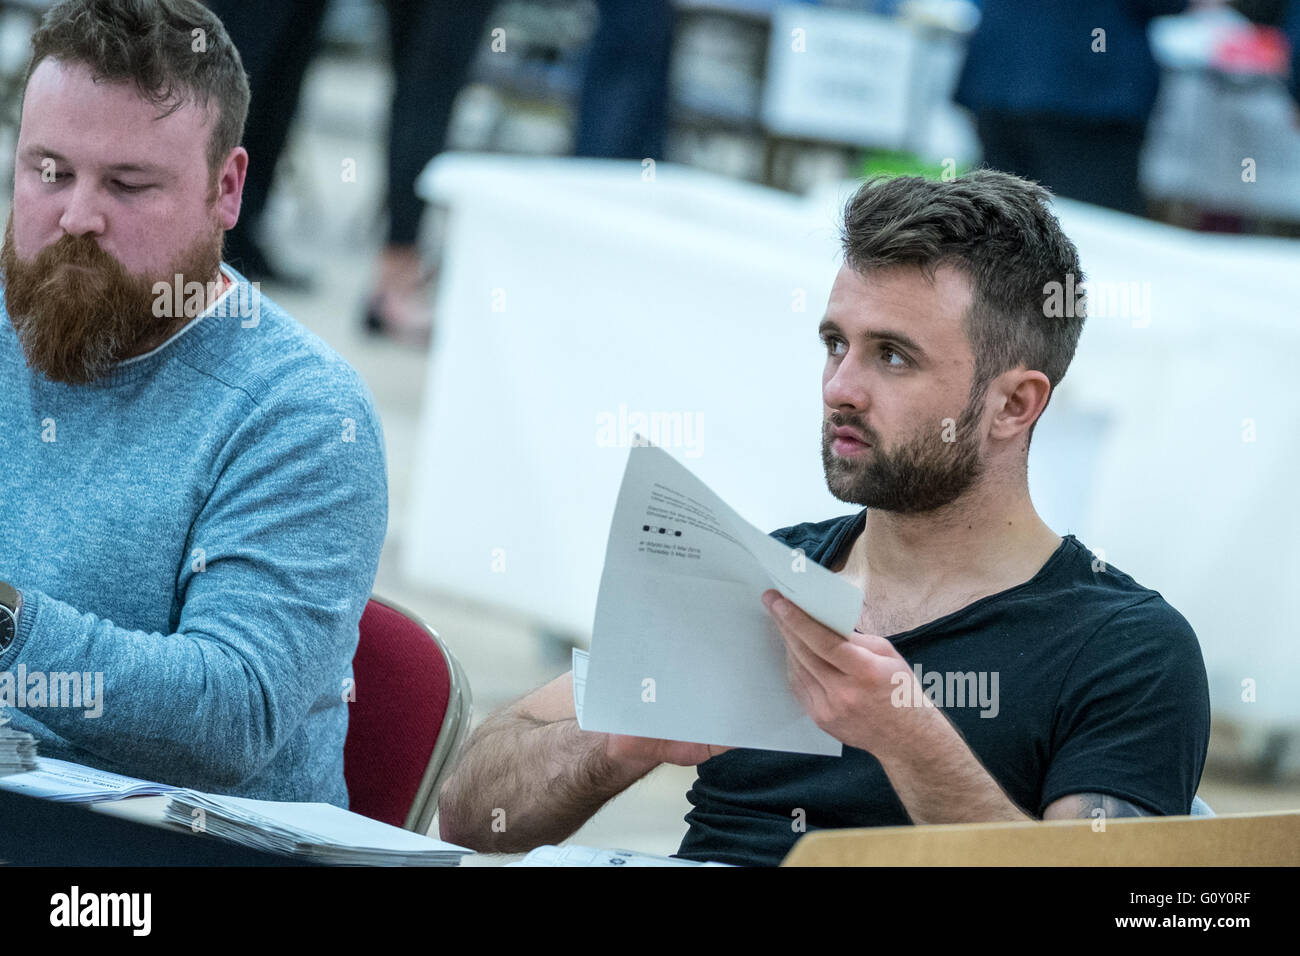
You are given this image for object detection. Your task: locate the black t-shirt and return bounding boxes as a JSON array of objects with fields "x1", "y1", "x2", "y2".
[{"x1": 675, "y1": 510, "x2": 1211, "y2": 867}]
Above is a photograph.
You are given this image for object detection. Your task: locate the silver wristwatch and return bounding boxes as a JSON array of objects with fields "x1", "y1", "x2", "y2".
[{"x1": 0, "y1": 581, "x2": 22, "y2": 657}]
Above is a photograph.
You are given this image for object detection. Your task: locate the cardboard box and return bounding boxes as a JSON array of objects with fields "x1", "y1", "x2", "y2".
[{"x1": 781, "y1": 810, "x2": 1300, "y2": 866}]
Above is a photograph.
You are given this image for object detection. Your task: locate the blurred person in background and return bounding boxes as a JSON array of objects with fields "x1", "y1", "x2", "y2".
[
  {"x1": 955, "y1": 0, "x2": 1191, "y2": 215},
  {"x1": 207, "y1": 0, "x2": 494, "y2": 343},
  {"x1": 573, "y1": 0, "x2": 675, "y2": 162},
  {"x1": 1245, "y1": 0, "x2": 1300, "y2": 109},
  {"x1": 1291, "y1": 9, "x2": 1300, "y2": 110}
]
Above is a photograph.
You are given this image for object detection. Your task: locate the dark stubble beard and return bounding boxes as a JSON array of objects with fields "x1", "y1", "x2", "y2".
[
  {"x1": 821, "y1": 382, "x2": 988, "y2": 513},
  {"x1": 1, "y1": 211, "x2": 223, "y2": 385}
]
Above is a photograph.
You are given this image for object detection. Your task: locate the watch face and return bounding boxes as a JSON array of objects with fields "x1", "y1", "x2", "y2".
[{"x1": 0, "y1": 608, "x2": 13, "y2": 653}]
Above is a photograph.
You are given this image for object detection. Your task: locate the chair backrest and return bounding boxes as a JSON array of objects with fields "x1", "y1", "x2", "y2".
[{"x1": 343, "y1": 596, "x2": 472, "y2": 834}]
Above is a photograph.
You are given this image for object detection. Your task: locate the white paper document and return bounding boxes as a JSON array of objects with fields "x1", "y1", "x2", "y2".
[
  {"x1": 0, "y1": 757, "x2": 180, "y2": 802},
  {"x1": 0, "y1": 715, "x2": 37, "y2": 777},
  {"x1": 0, "y1": 754, "x2": 470, "y2": 866},
  {"x1": 164, "y1": 792, "x2": 472, "y2": 866},
  {"x1": 572, "y1": 643, "x2": 588, "y2": 723},
  {"x1": 576, "y1": 444, "x2": 862, "y2": 756},
  {"x1": 511, "y1": 844, "x2": 730, "y2": 867}
]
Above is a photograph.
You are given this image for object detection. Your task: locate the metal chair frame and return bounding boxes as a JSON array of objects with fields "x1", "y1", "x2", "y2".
[{"x1": 365, "y1": 594, "x2": 473, "y2": 836}]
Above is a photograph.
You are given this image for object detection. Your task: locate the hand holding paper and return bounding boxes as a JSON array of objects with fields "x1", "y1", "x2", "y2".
[
  {"x1": 572, "y1": 642, "x2": 730, "y2": 769},
  {"x1": 763, "y1": 589, "x2": 940, "y2": 760},
  {"x1": 576, "y1": 444, "x2": 864, "y2": 756}
]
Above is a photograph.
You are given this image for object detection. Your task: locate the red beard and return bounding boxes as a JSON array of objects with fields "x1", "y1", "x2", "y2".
[{"x1": 1, "y1": 213, "x2": 222, "y2": 385}]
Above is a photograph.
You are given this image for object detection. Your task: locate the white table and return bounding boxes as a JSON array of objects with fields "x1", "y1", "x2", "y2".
[{"x1": 407, "y1": 153, "x2": 1300, "y2": 736}]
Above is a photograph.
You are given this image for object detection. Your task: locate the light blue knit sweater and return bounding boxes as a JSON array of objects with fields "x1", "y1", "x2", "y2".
[{"x1": 0, "y1": 264, "x2": 388, "y2": 806}]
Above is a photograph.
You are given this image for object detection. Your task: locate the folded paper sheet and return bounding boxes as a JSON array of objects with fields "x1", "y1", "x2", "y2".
[{"x1": 576, "y1": 444, "x2": 861, "y2": 756}]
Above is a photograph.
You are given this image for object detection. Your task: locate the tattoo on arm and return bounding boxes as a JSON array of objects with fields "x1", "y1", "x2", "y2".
[{"x1": 1059, "y1": 792, "x2": 1153, "y2": 819}]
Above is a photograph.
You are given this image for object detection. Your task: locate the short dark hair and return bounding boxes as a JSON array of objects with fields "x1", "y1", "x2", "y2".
[
  {"x1": 839, "y1": 169, "x2": 1085, "y2": 443},
  {"x1": 23, "y1": 0, "x2": 249, "y2": 183}
]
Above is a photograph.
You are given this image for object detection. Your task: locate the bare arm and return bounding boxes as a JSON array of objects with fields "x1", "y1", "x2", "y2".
[
  {"x1": 877, "y1": 714, "x2": 1157, "y2": 825},
  {"x1": 873, "y1": 705, "x2": 1035, "y2": 825},
  {"x1": 437, "y1": 671, "x2": 725, "y2": 852},
  {"x1": 768, "y1": 593, "x2": 1172, "y2": 827},
  {"x1": 767, "y1": 591, "x2": 1034, "y2": 825},
  {"x1": 880, "y1": 721, "x2": 1157, "y2": 825}
]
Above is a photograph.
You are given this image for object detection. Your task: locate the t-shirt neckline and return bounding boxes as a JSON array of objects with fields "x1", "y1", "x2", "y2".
[{"x1": 826, "y1": 508, "x2": 1078, "y2": 641}]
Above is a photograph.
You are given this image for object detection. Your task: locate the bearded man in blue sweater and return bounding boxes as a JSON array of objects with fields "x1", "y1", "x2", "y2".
[{"x1": 0, "y1": 0, "x2": 387, "y2": 805}]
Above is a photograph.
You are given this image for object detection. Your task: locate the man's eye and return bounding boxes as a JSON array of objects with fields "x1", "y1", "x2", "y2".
[
  {"x1": 822, "y1": 336, "x2": 847, "y2": 357},
  {"x1": 113, "y1": 181, "x2": 150, "y2": 193},
  {"x1": 881, "y1": 346, "x2": 908, "y2": 367}
]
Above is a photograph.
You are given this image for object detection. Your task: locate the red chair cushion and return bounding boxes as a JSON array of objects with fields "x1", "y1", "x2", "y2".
[{"x1": 344, "y1": 600, "x2": 452, "y2": 827}]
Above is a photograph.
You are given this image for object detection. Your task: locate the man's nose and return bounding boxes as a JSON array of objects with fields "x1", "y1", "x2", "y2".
[
  {"x1": 58, "y1": 181, "x2": 107, "y2": 237},
  {"x1": 824, "y1": 358, "x2": 869, "y2": 411}
]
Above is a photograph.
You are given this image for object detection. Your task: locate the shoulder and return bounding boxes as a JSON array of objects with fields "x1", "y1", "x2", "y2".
[
  {"x1": 186, "y1": 281, "x2": 382, "y2": 433},
  {"x1": 182, "y1": 284, "x2": 387, "y2": 505},
  {"x1": 768, "y1": 511, "x2": 864, "y2": 567},
  {"x1": 1057, "y1": 569, "x2": 1206, "y2": 698},
  {"x1": 1060, "y1": 539, "x2": 1201, "y2": 650},
  {"x1": 1087, "y1": 594, "x2": 1203, "y2": 666}
]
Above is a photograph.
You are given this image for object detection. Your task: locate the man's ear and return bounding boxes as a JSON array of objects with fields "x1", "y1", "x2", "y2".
[
  {"x1": 988, "y1": 367, "x2": 1051, "y2": 443},
  {"x1": 211, "y1": 146, "x2": 247, "y2": 230}
]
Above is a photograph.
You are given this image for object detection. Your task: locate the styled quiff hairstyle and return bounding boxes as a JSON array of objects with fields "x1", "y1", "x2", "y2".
[
  {"x1": 22, "y1": 0, "x2": 249, "y2": 184},
  {"x1": 840, "y1": 169, "x2": 1086, "y2": 442}
]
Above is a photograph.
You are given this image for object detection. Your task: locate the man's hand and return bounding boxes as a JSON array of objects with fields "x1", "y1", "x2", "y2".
[
  {"x1": 606, "y1": 734, "x2": 731, "y2": 775},
  {"x1": 762, "y1": 588, "x2": 1032, "y2": 824},
  {"x1": 762, "y1": 588, "x2": 943, "y2": 761}
]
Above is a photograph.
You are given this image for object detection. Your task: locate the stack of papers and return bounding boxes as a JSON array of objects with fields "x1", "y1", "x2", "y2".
[
  {"x1": 0, "y1": 754, "x2": 473, "y2": 866},
  {"x1": 164, "y1": 791, "x2": 472, "y2": 866},
  {"x1": 0, "y1": 757, "x2": 176, "y2": 801},
  {"x1": 576, "y1": 445, "x2": 862, "y2": 755},
  {"x1": 512, "y1": 845, "x2": 731, "y2": 867},
  {"x1": 0, "y1": 714, "x2": 37, "y2": 777}
]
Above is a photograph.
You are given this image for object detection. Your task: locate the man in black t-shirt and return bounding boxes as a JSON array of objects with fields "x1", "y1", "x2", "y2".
[
  {"x1": 437, "y1": 170, "x2": 1211, "y2": 866},
  {"x1": 676, "y1": 515, "x2": 1208, "y2": 866}
]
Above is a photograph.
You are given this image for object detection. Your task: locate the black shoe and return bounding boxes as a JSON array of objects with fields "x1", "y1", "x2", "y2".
[
  {"x1": 362, "y1": 299, "x2": 386, "y2": 335},
  {"x1": 361, "y1": 291, "x2": 432, "y2": 347}
]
